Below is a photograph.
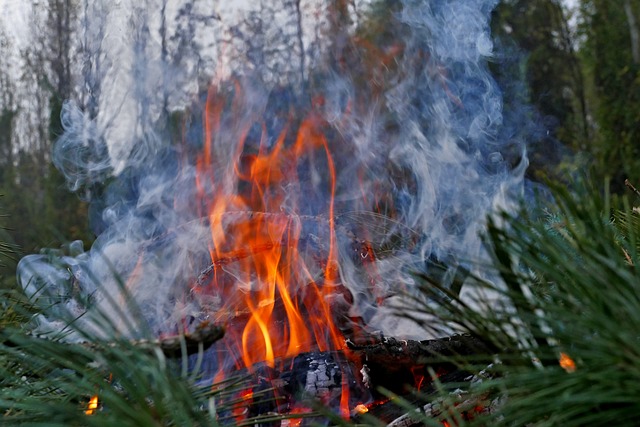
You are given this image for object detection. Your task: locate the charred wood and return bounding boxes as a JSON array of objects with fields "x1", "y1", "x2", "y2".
[
  {"x1": 216, "y1": 351, "x2": 369, "y2": 426},
  {"x1": 149, "y1": 321, "x2": 225, "y2": 358},
  {"x1": 354, "y1": 363, "x2": 499, "y2": 426},
  {"x1": 347, "y1": 334, "x2": 491, "y2": 361},
  {"x1": 214, "y1": 334, "x2": 492, "y2": 425},
  {"x1": 346, "y1": 334, "x2": 491, "y2": 394}
]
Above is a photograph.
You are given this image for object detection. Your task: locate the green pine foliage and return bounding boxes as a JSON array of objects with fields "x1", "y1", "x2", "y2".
[
  {"x1": 5, "y1": 179, "x2": 640, "y2": 426},
  {"x1": 0, "y1": 284, "x2": 315, "y2": 426},
  {"x1": 400, "y1": 180, "x2": 640, "y2": 426},
  {"x1": 1, "y1": 280, "x2": 206, "y2": 425}
]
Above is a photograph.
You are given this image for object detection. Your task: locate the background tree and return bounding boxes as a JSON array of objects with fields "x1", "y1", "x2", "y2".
[
  {"x1": 1, "y1": 0, "x2": 638, "y2": 284},
  {"x1": 0, "y1": 26, "x2": 19, "y2": 286},
  {"x1": 579, "y1": 0, "x2": 640, "y2": 191},
  {"x1": 0, "y1": 0, "x2": 88, "y2": 289},
  {"x1": 491, "y1": 0, "x2": 589, "y2": 182}
]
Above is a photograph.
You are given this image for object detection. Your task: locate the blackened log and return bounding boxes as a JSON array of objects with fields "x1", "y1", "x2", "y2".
[
  {"x1": 78, "y1": 321, "x2": 225, "y2": 358},
  {"x1": 347, "y1": 334, "x2": 491, "y2": 365},
  {"x1": 346, "y1": 334, "x2": 491, "y2": 396},
  {"x1": 354, "y1": 364, "x2": 499, "y2": 426},
  {"x1": 215, "y1": 351, "x2": 370, "y2": 426},
  {"x1": 281, "y1": 351, "x2": 370, "y2": 404}
]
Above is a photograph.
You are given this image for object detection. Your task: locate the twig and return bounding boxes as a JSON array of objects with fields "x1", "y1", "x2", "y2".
[
  {"x1": 624, "y1": 179, "x2": 640, "y2": 199},
  {"x1": 622, "y1": 246, "x2": 634, "y2": 266}
]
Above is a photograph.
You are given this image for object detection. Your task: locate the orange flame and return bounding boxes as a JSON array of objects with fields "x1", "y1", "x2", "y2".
[
  {"x1": 559, "y1": 352, "x2": 576, "y2": 373},
  {"x1": 411, "y1": 366, "x2": 426, "y2": 391},
  {"x1": 85, "y1": 395, "x2": 99, "y2": 415},
  {"x1": 195, "y1": 87, "x2": 351, "y2": 415}
]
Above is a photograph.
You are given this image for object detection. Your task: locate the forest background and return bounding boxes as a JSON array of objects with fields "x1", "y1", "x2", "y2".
[{"x1": 0, "y1": 0, "x2": 638, "y2": 289}]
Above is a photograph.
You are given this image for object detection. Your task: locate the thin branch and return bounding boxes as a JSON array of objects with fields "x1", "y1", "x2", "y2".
[{"x1": 624, "y1": 179, "x2": 640, "y2": 199}]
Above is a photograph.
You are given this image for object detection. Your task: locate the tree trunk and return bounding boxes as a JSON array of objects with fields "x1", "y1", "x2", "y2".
[{"x1": 624, "y1": 0, "x2": 640, "y2": 64}]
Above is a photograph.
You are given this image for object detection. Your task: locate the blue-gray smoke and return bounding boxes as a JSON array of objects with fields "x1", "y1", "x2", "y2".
[{"x1": 18, "y1": 0, "x2": 527, "y2": 342}]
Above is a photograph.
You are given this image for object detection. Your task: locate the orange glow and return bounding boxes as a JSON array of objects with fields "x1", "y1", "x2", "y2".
[
  {"x1": 195, "y1": 87, "x2": 352, "y2": 416},
  {"x1": 231, "y1": 388, "x2": 254, "y2": 422},
  {"x1": 353, "y1": 403, "x2": 368, "y2": 414},
  {"x1": 85, "y1": 395, "x2": 99, "y2": 415},
  {"x1": 352, "y1": 398, "x2": 391, "y2": 416},
  {"x1": 282, "y1": 417, "x2": 303, "y2": 427},
  {"x1": 411, "y1": 366, "x2": 425, "y2": 391},
  {"x1": 281, "y1": 407, "x2": 312, "y2": 426},
  {"x1": 559, "y1": 352, "x2": 576, "y2": 373}
]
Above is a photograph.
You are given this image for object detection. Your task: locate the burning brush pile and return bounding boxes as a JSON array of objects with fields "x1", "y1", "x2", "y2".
[{"x1": 9, "y1": 0, "x2": 537, "y2": 424}]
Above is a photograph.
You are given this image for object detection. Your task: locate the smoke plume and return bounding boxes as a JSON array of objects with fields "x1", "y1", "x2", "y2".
[{"x1": 18, "y1": 0, "x2": 527, "y2": 347}]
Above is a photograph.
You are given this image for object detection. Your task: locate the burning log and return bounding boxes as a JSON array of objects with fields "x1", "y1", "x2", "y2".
[
  {"x1": 346, "y1": 334, "x2": 491, "y2": 394},
  {"x1": 381, "y1": 364, "x2": 502, "y2": 427},
  {"x1": 214, "y1": 350, "x2": 370, "y2": 425},
  {"x1": 211, "y1": 334, "x2": 492, "y2": 425},
  {"x1": 347, "y1": 334, "x2": 490, "y2": 362},
  {"x1": 351, "y1": 361, "x2": 499, "y2": 426},
  {"x1": 384, "y1": 392, "x2": 493, "y2": 427}
]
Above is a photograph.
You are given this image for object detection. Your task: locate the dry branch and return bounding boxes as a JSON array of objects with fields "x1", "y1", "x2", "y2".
[
  {"x1": 86, "y1": 321, "x2": 225, "y2": 358},
  {"x1": 2, "y1": 321, "x2": 225, "y2": 359},
  {"x1": 625, "y1": 179, "x2": 640, "y2": 199}
]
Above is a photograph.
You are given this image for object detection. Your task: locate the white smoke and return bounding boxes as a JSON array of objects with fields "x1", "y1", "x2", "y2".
[{"x1": 18, "y1": 0, "x2": 527, "y2": 344}]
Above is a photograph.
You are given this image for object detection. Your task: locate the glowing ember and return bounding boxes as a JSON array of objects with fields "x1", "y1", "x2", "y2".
[
  {"x1": 281, "y1": 418, "x2": 303, "y2": 427},
  {"x1": 353, "y1": 403, "x2": 368, "y2": 414},
  {"x1": 85, "y1": 395, "x2": 99, "y2": 415},
  {"x1": 281, "y1": 407, "x2": 312, "y2": 426},
  {"x1": 351, "y1": 398, "x2": 390, "y2": 417},
  {"x1": 231, "y1": 388, "x2": 254, "y2": 422},
  {"x1": 411, "y1": 365, "x2": 426, "y2": 390},
  {"x1": 559, "y1": 352, "x2": 576, "y2": 373}
]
